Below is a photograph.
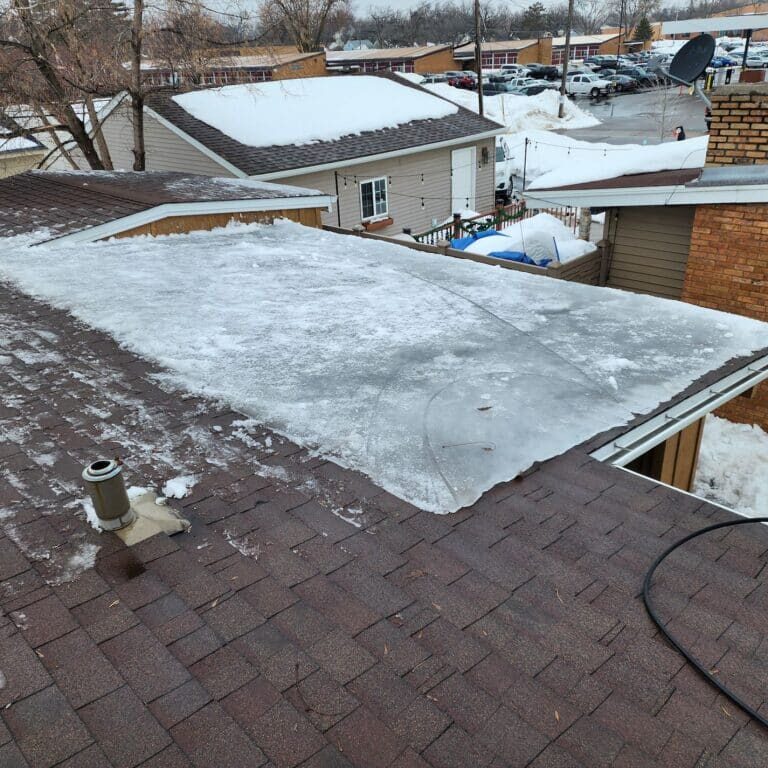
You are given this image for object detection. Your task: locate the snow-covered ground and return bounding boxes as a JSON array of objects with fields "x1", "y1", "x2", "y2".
[
  {"x1": 503, "y1": 129, "x2": 707, "y2": 189},
  {"x1": 424, "y1": 84, "x2": 599, "y2": 133},
  {"x1": 172, "y1": 77, "x2": 458, "y2": 147},
  {"x1": 1, "y1": 221, "x2": 766, "y2": 513},
  {"x1": 694, "y1": 414, "x2": 768, "y2": 518}
]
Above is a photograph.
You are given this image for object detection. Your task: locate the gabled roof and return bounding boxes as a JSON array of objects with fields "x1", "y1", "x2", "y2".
[
  {"x1": 326, "y1": 45, "x2": 451, "y2": 62},
  {"x1": 454, "y1": 38, "x2": 540, "y2": 57},
  {"x1": 0, "y1": 170, "x2": 332, "y2": 243},
  {"x1": 0, "y1": 116, "x2": 46, "y2": 156},
  {"x1": 143, "y1": 74, "x2": 504, "y2": 179},
  {"x1": 552, "y1": 33, "x2": 621, "y2": 46}
]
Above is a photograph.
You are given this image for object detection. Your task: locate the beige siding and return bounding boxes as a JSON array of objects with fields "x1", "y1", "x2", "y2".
[
  {"x1": 606, "y1": 206, "x2": 695, "y2": 300},
  {"x1": 273, "y1": 139, "x2": 496, "y2": 237},
  {"x1": 0, "y1": 150, "x2": 46, "y2": 178},
  {"x1": 100, "y1": 103, "x2": 235, "y2": 176}
]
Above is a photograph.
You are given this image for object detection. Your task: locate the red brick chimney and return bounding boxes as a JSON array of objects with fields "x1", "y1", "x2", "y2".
[{"x1": 705, "y1": 83, "x2": 768, "y2": 166}]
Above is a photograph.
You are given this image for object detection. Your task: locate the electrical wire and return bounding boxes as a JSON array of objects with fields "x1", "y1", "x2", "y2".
[{"x1": 643, "y1": 516, "x2": 768, "y2": 729}]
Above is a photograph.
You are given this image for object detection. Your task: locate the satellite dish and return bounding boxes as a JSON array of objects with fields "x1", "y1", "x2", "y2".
[{"x1": 669, "y1": 34, "x2": 716, "y2": 85}]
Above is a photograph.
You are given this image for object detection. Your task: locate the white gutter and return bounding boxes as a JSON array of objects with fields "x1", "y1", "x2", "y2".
[
  {"x1": 44, "y1": 195, "x2": 335, "y2": 245},
  {"x1": 251, "y1": 128, "x2": 505, "y2": 181},
  {"x1": 524, "y1": 182, "x2": 768, "y2": 208},
  {"x1": 591, "y1": 353, "x2": 768, "y2": 466}
]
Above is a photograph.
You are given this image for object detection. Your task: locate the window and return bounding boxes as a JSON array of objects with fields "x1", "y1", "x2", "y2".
[{"x1": 360, "y1": 177, "x2": 388, "y2": 220}]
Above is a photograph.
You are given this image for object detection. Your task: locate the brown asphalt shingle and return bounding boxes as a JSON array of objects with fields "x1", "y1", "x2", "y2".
[
  {"x1": 2, "y1": 281, "x2": 768, "y2": 767},
  {"x1": 0, "y1": 170, "x2": 327, "y2": 240}
]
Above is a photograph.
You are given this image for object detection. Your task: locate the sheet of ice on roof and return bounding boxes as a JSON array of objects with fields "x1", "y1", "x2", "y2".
[
  {"x1": 1, "y1": 222, "x2": 767, "y2": 513},
  {"x1": 171, "y1": 77, "x2": 459, "y2": 147}
]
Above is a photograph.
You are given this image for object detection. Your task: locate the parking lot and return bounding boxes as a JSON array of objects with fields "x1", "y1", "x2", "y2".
[{"x1": 561, "y1": 86, "x2": 709, "y2": 144}]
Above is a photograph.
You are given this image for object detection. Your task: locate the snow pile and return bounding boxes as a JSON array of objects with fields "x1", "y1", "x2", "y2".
[
  {"x1": 694, "y1": 414, "x2": 768, "y2": 518},
  {"x1": 501, "y1": 212, "x2": 594, "y2": 263},
  {"x1": 460, "y1": 213, "x2": 594, "y2": 264},
  {"x1": 511, "y1": 129, "x2": 708, "y2": 190},
  {"x1": 172, "y1": 77, "x2": 459, "y2": 147},
  {"x1": 424, "y1": 83, "x2": 599, "y2": 132},
  {"x1": 1, "y1": 221, "x2": 766, "y2": 513},
  {"x1": 162, "y1": 474, "x2": 198, "y2": 499}
]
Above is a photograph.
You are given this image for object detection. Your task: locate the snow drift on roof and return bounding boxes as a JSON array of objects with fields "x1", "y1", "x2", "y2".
[
  {"x1": 525, "y1": 131, "x2": 708, "y2": 190},
  {"x1": 424, "y1": 85, "x2": 599, "y2": 133},
  {"x1": 171, "y1": 77, "x2": 460, "y2": 148},
  {"x1": 1, "y1": 222, "x2": 766, "y2": 513}
]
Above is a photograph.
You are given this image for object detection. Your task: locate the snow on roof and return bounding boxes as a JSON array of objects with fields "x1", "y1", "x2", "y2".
[
  {"x1": 0, "y1": 131, "x2": 41, "y2": 153},
  {"x1": 171, "y1": 77, "x2": 459, "y2": 148},
  {"x1": 515, "y1": 130, "x2": 708, "y2": 190},
  {"x1": 325, "y1": 45, "x2": 448, "y2": 62},
  {"x1": 1, "y1": 221, "x2": 766, "y2": 513},
  {"x1": 423, "y1": 85, "x2": 598, "y2": 133},
  {"x1": 552, "y1": 33, "x2": 620, "y2": 46},
  {"x1": 454, "y1": 39, "x2": 539, "y2": 55}
]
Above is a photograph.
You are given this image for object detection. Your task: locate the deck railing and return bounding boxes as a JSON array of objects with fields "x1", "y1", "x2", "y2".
[{"x1": 413, "y1": 202, "x2": 580, "y2": 245}]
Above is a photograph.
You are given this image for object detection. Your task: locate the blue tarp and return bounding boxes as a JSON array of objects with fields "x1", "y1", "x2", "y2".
[{"x1": 450, "y1": 228, "x2": 552, "y2": 267}]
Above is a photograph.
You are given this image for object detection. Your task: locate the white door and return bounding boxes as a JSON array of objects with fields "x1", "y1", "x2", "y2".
[{"x1": 451, "y1": 147, "x2": 476, "y2": 214}]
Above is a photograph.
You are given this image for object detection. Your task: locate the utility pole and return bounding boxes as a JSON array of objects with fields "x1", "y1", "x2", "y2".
[
  {"x1": 474, "y1": 0, "x2": 484, "y2": 116},
  {"x1": 558, "y1": 0, "x2": 575, "y2": 118},
  {"x1": 616, "y1": 0, "x2": 625, "y2": 71}
]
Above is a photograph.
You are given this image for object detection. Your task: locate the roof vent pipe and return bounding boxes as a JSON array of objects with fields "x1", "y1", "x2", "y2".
[{"x1": 82, "y1": 459, "x2": 137, "y2": 530}]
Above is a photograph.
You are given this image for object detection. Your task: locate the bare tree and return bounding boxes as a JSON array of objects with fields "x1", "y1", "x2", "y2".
[
  {"x1": 573, "y1": 0, "x2": 609, "y2": 33},
  {"x1": 259, "y1": 0, "x2": 349, "y2": 51},
  {"x1": 0, "y1": 0, "x2": 129, "y2": 169}
]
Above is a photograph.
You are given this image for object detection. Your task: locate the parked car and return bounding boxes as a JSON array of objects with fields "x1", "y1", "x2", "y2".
[
  {"x1": 617, "y1": 66, "x2": 659, "y2": 87},
  {"x1": 495, "y1": 140, "x2": 514, "y2": 204},
  {"x1": 499, "y1": 63, "x2": 529, "y2": 76},
  {"x1": 710, "y1": 55, "x2": 738, "y2": 68},
  {"x1": 605, "y1": 74, "x2": 639, "y2": 92},
  {"x1": 526, "y1": 63, "x2": 559, "y2": 80},
  {"x1": 566, "y1": 73, "x2": 613, "y2": 98},
  {"x1": 482, "y1": 82, "x2": 519, "y2": 95},
  {"x1": 512, "y1": 83, "x2": 555, "y2": 96},
  {"x1": 421, "y1": 73, "x2": 448, "y2": 84},
  {"x1": 746, "y1": 52, "x2": 768, "y2": 68}
]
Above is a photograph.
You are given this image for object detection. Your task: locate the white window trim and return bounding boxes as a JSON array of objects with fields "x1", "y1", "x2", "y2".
[{"x1": 359, "y1": 176, "x2": 389, "y2": 222}]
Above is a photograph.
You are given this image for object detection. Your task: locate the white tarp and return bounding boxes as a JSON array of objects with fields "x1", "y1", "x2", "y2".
[{"x1": 1, "y1": 221, "x2": 766, "y2": 513}]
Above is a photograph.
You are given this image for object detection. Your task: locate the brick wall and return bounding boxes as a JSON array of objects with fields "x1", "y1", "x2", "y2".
[
  {"x1": 706, "y1": 83, "x2": 768, "y2": 166},
  {"x1": 683, "y1": 82, "x2": 768, "y2": 428}
]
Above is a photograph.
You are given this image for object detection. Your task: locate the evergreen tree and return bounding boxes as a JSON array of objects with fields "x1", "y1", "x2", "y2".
[{"x1": 633, "y1": 14, "x2": 654, "y2": 42}]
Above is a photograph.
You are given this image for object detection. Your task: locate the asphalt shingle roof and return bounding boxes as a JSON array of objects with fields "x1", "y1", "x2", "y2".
[
  {"x1": 0, "y1": 170, "x2": 326, "y2": 239},
  {"x1": 2, "y1": 281, "x2": 768, "y2": 766},
  {"x1": 145, "y1": 74, "x2": 504, "y2": 177}
]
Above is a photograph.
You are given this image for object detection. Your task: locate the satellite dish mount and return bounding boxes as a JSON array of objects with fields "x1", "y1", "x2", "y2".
[{"x1": 650, "y1": 33, "x2": 716, "y2": 107}]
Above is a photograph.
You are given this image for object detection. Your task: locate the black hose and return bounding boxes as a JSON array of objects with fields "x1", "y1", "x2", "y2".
[{"x1": 643, "y1": 515, "x2": 768, "y2": 729}]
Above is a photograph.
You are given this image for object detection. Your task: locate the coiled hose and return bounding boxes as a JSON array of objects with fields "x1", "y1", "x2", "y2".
[{"x1": 643, "y1": 516, "x2": 768, "y2": 728}]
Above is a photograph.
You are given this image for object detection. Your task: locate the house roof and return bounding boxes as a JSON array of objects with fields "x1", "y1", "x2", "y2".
[
  {"x1": 0, "y1": 170, "x2": 332, "y2": 242},
  {"x1": 524, "y1": 165, "x2": 768, "y2": 207},
  {"x1": 454, "y1": 38, "x2": 540, "y2": 57},
  {"x1": 143, "y1": 50, "x2": 322, "y2": 72},
  {"x1": 0, "y1": 117, "x2": 46, "y2": 156},
  {"x1": 325, "y1": 45, "x2": 451, "y2": 62},
  {"x1": 143, "y1": 74, "x2": 504, "y2": 178},
  {"x1": 552, "y1": 33, "x2": 620, "y2": 46},
  {"x1": 3, "y1": 221, "x2": 766, "y2": 513},
  {"x1": 2, "y1": 270, "x2": 768, "y2": 766}
]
